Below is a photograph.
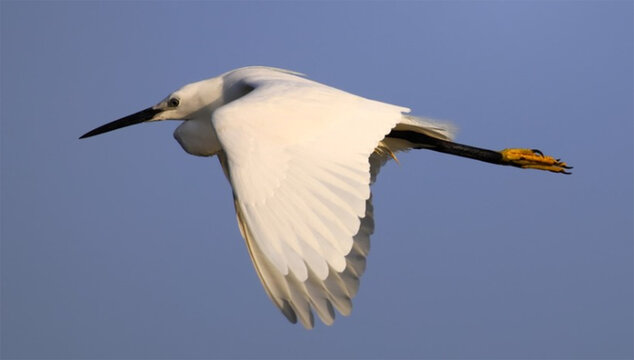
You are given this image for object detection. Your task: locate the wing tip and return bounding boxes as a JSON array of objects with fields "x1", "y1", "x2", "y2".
[{"x1": 280, "y1": 300, "x2": 298, "y2": 324}]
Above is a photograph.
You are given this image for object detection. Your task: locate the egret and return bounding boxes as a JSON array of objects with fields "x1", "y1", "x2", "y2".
[{"x1": 80, "y1": 66, "x2": 570, "y2": 328}]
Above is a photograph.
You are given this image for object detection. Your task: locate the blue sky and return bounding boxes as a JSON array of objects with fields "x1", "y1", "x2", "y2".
[{"x1": 1, "y1": 1, "x2": 632, "y2": 359}]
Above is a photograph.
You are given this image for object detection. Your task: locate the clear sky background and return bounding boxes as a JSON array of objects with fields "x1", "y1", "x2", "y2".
[{"x1": 1, "y1": 1, "x2": 632, "y2": 359}]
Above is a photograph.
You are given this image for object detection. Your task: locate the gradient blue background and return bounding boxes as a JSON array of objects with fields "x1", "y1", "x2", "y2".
[{"x1": 2, "y1": 1, "x2": 632, "y2": 359}]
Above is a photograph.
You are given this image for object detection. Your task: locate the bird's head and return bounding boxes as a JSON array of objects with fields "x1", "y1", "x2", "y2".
[{"x1": 79, "y1": 77, "x2": 224, "y2": 139}]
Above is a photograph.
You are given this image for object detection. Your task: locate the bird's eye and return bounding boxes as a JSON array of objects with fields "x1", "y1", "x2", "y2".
[{"x1": 168, "y1": 98, "x2": 180, "y2": 107}]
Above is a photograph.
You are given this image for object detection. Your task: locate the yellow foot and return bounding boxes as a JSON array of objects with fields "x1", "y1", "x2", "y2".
[{"x1": 500, "y1": 148, "x2": 572, "y2": 174}]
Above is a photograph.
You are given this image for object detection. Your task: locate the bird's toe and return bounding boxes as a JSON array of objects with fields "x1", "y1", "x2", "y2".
[{"x1": 500, "y1": 148, "x2": 572, "y2": 174}]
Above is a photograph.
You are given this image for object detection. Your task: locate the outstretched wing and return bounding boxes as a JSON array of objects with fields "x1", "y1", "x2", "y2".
[{"x1": 213, "y1": 68, "x2": 407, "y2": 327}]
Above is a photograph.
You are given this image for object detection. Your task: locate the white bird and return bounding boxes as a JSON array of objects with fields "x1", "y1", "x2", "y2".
[{"x1": 80, "y1": 66, "x2": 570, "y2": 328}]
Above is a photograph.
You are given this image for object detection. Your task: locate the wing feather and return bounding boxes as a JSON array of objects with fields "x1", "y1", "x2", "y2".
[{"x1": 213, "y1": 68, "x2": 407, "y2": 327}]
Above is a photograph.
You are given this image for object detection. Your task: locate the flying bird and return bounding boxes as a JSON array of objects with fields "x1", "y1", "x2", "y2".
[{"x1": 80, "y1": 66, "x2": 570, "y2": 328}]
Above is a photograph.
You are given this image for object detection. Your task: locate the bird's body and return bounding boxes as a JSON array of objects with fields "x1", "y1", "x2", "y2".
[{"x1": 80, "y1": 66, "x2": 570, "y2": 328}]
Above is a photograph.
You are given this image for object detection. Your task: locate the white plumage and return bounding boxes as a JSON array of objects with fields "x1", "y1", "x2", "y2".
[
  {"x1": 80, "y1": 66, "x2": 456, "y2": 328},
  {"x1": 212, "y1": 68, "x2": 452, "y2": 327}
]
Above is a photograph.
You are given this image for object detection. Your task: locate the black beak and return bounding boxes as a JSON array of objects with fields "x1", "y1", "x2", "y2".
[{"x1": 79, "y1": 107, "x2": 163, "y2": 139}]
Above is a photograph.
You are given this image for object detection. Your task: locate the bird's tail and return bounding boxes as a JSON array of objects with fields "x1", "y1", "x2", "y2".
[
  {"x1": 371, "y1": 114, "x2": 456, "y2": 179},
  {"x1": 397, "y1": 114, "x2": 456, "y2": 142},
  {"x1": 378, "y1": 114, "x2": 456, "y2": 155}
]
